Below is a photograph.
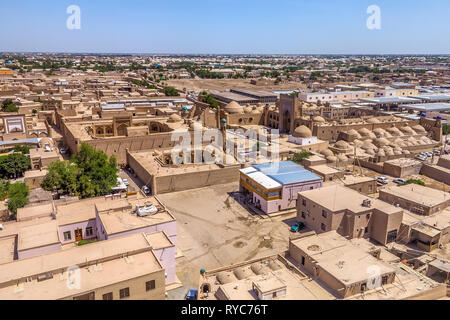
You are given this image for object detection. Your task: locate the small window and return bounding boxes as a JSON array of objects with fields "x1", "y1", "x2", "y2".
[
  {"x1": 86, "y1": 227, "x2": 93, "y2": 237},
  {"x1": 63, "y1": 231, "x2": 71, "y2": 241},
  {"x1": 322, "y1": 210, "x2": 327, "y2": 218},
  {"x1": 103, "y1": 292, "x2": 113, "y2": 300},
  {"x1": 119, "y1": 287, "x2": 130, "y2": 299},
  {"x1": 301, "y1": 212, "x2": 306, "y2": 219},
  {"x1": 321, "y1": 223, "x2": 326, "y2": 231},
  {"x1": 146, "y1": 280, "x2": 156, "y2": 291},
  {"x1": 302, "y1": 199, "x2": 306, "y2": 206},
  {"x1": 301, "y1": 256, "x2": 305, "y2": 265}
]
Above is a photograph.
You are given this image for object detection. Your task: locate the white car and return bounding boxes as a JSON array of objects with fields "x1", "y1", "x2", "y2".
[
  {"x1": 122, "y1": 178, "x2": 130, "y2": 186},
  {"x1": 376, "y1": 177, "x2": 389, "y2": 184},
  {"x1": 60, "y1": 148, "x2": 68, "y2": 154}
]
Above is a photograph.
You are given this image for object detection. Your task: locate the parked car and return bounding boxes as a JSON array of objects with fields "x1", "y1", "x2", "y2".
[
  {"x1": 416, "y1": 155, "x2": 427, "y2": 161},
  {"x1": 425, "y1": 152, "x2": 433, "y2": 157},
  {"x1": 376, "y1": 177, "x2": 389, "y2": 184},
  {"x1": 434, "y1": 150, "x2": 441, "y2": 156},
  {"x1": 60, "y1": 148, "x2": 68, "y2": 154},
  {"x1": 393, "y1": 178, "x2": 406, "y2": 184},
  {"x1": 122, "y1": 178, "x2": 130, "y2": 186},
  {"x1": 290, "y1": 222, "x2": 305, "y2": 232},
  {"x1": 185, "y1": 289, "x2": 198, "y2": 300},
  {"x1": 142, "y1": 186, "x2": 151, "y2": 196}
]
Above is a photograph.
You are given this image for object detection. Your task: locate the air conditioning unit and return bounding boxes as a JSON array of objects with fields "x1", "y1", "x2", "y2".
[{"x1": 362, "y1": 199, "x2": 372, "y2": 207}]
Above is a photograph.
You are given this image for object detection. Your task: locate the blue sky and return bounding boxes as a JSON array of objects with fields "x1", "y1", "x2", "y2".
[{"x1": 0, "y1": 0, "x2": 449, "y2": 54}]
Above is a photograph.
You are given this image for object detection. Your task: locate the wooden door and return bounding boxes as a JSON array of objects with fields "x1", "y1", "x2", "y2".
[{"x1": 75, "y1": 229, "x2": 83, "y2": 241}]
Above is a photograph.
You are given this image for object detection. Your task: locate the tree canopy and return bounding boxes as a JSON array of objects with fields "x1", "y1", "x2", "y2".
[
  {"x1": 292, "y1": 151, "x2": 312, "y2": 164},
  {"x1": 162, "y1": 86, "x2": 180, "y2": 96},
  {"x1": 1, "y1": 99, "x2": 19, "y2": 113},
  {"x1": 41, "y1": 143, "x2": 118, "y2": 199},
  {"x1": 6, "y1": 182, "x2": 29, "y2": 215},
  {"x1": 0, "y1": 153, "x2": 30, "y2": 178}
]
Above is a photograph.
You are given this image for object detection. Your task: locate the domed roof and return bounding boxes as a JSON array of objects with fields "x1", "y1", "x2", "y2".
[
  {"x1": 374, "y1": 137, "x2": 389, "y2": 147},
  {"x1": 367, "y1": 118, "x2": 381, "y2": 124},
  {"x1": 293, "y1": 125, "x2": 312, "y2": 138},
  {"x1": 353, "y1": 139, "x2": 364, "y2": 147},
  {"x1": 362, "y1": 141, "x2": 377, "y2": 150},
  {"x1": 224, "y1": 101, "x2": 244, "y2": 114},
  {"x1": 337, "y1": 154, "x2": 348, "y2": 162},
  {"x1": 168, "y1": 114, "x2": 182, "y2": 123},
  {"x1": 243, "y1": 106, "x2": 252, "y2": 114},
  {"x1": 358, "y1": 128, "x2": 371, "y2": 136},
  {"x1": 312, "y1": 116, "x2": 326, "y2": 123},
  {"x1": 377, "y1": 149, "x2": 386, "y2": 157},
  {"x1": 251, "y1": 108, "x2": 261, "y2": 115},
  {"x1": 326, "y1": 156, "x2": 338, "y2": 163},
  {"x1": 387, "y1": 127, "x2": 402, "y2": 136},
  {"x1": 366, "y1": 149, "x2": 376, "y2": 155},
  {"x1": 320, "y1": 149, "x2": 334, "y2": 157},
  {"x1": 400, "y1": 126, "x2": 415, "y2": 134},
  {"x1": 373, "y1": 127, "x2": 386, "y2": 135},
  {"x1": 335, "y1": 140, "x2": 350, "y2": 149},
  {"x1": 412, "y1": 125, "x2": 426, "y2": 133}
]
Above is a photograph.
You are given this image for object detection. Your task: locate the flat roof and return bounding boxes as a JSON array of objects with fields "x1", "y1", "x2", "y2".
[
  {"x1": 17, "y1": 203, "x2": 53, "y2": 222},
  {"x1": 399, "y1": 102, "x2": 450, "y2": 112},
  {"x1": 0, "y1": 236, "x2": 16, "y2": 265},
  {"x1": 380, "y1": 185, "x2": 450, "y2": 207},
  {"x1": 309, "y1": 164, "x2": 341, "y2": 175},
  {"x1": 299, "y1": 185, "x2": 401, "y2": 215},
  {"x1": 409, "y1": 94, "x2": 450, "y2": 102},
  {"x1": 97, "y1": 198, "x2": 175, "y2": 235},
  {"x1": 0, "y1": 236, "x2": 163, "y2": 300},
  {"x1": 291, "y1": 231, "x2": 395, "y2": 285},
  {"x1": 0, "y1": 233, "x2": 155, "y2": 286},
  {"x1": 17, "y1": 220, "x2": 60, "y2": 252},
  {"x1": 360, "y1": 97, "x2": 419, "y2": 104},
  {"x1": 145, "y1": 231, "x2": 174, "y2": 250},
  {"x1": 252, "y1": 161, "x2": 322, "y2": 185},
  {"x1": 56, "y1": 198, "x2": 97, "y2": 226}
]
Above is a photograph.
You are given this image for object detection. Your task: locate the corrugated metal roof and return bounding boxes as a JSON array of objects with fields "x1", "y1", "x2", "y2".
[
  {"x1": 249, "y1": 161, "x2": 322, "y2": 186},
  {"x1": 247, "y1": 171, "x2": 281, "y2": 189}
]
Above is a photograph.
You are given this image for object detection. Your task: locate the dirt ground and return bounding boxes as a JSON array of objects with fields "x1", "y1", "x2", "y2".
[
  {"x1": 157, "y1": 182, "x2": 295, "y2": 299},
  {"x1": 166, "y1": 78, "x2": 307, "y2": 92}
]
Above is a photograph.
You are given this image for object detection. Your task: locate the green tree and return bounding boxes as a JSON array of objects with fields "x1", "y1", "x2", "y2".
[
  {"x1": 41, "y1": 161, "x2": 78, "y2": 195},
  {"x1": 7, "y1": 182, "x2": 29, "y2": 214},
  {"x1": 292, "y1": 151, "x2": 312, "y2": 164},
  {"x1": 73, "y1": 144, "x2": 118, "y2": 198},
  {"x1": 162, "y1": 86, "x2": 180, "y2": 96},
  {"x1": 41, "y1": 144, "x2": 118, "y2": 199},
  {"x1": 200, "y1": 93, "x2": 219, "y2": 108},
  {"x1": 2, "y1": 99, "x2": 19, "y2": 112},
  {"x1": 13, "y1": 145, "x2": 31, "y2": 154},
  {"x1": 0, "y1": 180, "x2": 9, "y2": 200},
  {"x1": 0, "y1": 153, "x2": 30, "y2": 178}
]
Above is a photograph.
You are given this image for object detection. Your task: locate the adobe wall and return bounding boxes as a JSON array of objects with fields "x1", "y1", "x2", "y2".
[
  {"x1": 420, "y1": 164, "x2": 450, "y2": 185},
  {"x1": 155, "y1": 165, "x2": 240, "y2": 194}
]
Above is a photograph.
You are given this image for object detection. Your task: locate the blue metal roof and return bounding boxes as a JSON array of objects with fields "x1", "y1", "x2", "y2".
[{"x1": 253, "y1": 161, "x2": 322, "y2": 185}]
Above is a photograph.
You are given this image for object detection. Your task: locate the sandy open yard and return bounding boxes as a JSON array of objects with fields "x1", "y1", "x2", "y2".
[{"x1": 157, "y1": 182, "x2": 295, "y2": 299}]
